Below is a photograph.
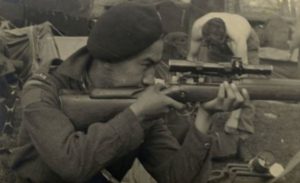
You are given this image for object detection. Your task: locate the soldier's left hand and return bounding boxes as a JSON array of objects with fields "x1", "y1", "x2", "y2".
[{"x1": 202, "y1": 81, "x2": 249, "y2": 113}]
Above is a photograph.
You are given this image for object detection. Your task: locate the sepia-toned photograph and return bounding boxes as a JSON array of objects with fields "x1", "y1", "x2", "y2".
[{"x1": 0, "y1": 0, "x2": 300, "y2": 182}]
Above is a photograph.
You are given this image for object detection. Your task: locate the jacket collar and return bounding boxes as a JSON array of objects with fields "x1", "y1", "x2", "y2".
[{"x1": 56, "y1": 46, "x2": 92, "y2": 81}]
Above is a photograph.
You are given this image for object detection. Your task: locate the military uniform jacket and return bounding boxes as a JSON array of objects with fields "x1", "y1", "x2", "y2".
[{"x1": 9, "y1": 47, "x2": 212, "y2": 183}]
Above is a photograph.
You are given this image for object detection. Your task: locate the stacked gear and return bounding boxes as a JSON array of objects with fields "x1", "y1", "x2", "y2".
[
  {"x1": 0, "y1": 22, "x2": 58, "y2": 135},
  {"x1": 208, "y1": 151, "x2": 286, "y2": 183},
  {"x1": 0, "y1": 42, "x2": 23, "y2": 134},
  {"x1": 209, "y1": 163, "x2": 273, "y2": 183}
]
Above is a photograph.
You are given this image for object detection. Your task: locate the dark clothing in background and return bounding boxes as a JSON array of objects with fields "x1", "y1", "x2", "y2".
[
  {"x1": 9, "y1": 47, "x2": 212, "y2": 183},
  {"x1": 199, "y1": 29, "x2": 260, "y2": 65}
]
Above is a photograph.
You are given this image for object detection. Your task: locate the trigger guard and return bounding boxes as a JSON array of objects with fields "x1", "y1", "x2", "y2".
[{"x1": 175, "y1": 103, "x2": 197, "y2": 116}]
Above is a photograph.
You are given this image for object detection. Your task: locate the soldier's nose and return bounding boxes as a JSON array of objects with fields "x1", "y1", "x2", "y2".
[
  {"x1": 142, "y1": 69, "x2": 155, "y2": 86},
  {"x1": 142, "y1": 75, "x2": 155, "y2": 86}
]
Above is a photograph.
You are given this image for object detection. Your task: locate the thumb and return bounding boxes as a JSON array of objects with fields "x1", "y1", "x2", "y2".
[
  {"x1": 241, "y1": 88, "x2": 250, "y2": 101},
  {"x1": 153, "y1": 83, "x2": 166, "y2": 92},
  {"x1": 164, "y1": 96, "x2": 185, "y2": 110}
]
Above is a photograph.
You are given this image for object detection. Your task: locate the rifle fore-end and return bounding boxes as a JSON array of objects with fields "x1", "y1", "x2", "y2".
[{"x1": 59, "y1": 78, "x2": 300, "y2": 129}]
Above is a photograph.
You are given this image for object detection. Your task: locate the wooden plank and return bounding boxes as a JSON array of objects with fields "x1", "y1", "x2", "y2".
[{"x1": 259, "y1": 47, "x2": 298, "y2": 63}]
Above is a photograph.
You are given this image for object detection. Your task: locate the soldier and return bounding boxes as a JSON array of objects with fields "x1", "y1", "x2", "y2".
[
  {"x1": 188, "y1": 12, "x2": 257, "y2": 162},
  {"x1": 188, "y1": 12, "x2": 260, "y2": 64},
  {"x1": 9, "y1": 3, "x2": 248, "y2": 183}
]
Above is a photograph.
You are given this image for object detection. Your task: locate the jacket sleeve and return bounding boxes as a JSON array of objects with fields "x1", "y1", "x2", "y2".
[
  {"x1": 138, "y1": 119, "x2": 212, "y2": 183},
  {"x1": 21, "y1": 74, "x2": 145, "y2": 183}
]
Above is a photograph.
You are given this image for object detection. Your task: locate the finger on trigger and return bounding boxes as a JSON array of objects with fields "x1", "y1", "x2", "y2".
[{"x1": 165, "y1": 96, "x2": 185, "y2": 110}]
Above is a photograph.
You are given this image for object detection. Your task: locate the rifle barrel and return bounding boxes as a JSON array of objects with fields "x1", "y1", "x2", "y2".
[
  {"x1": 164, "y1": 79, "x2": 300, "y2": 102},
  {"x1": 60, "y1": 78, "x2": 300, "y2": 129}
]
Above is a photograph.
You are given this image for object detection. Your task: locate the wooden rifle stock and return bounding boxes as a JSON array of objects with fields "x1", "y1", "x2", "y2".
[{"x1": 59, "y1": 78, "x2": 300, "y2": 129}]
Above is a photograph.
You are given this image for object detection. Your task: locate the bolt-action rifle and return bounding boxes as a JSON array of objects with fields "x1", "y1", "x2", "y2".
[{"x1": 59, "y1": 58, "x2": 300, "y2": 129}]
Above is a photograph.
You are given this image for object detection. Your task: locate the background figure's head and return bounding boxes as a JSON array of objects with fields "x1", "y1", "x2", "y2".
[
  {"x1": 86, "y1": 2, "x2": 164, "y2": 88},
  {"x1": 202, "y1": 18, "x2": 227, "y2": 48},
  {"x1": 201, "y1": 18, "x2": 233, "y2": 62}
]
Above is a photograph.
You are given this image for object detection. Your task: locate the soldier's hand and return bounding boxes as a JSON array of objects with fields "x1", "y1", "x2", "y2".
[
  {"x1": 202, "y1": 81, "x2": 249, "y2": 113},
  {"x1": 187, "y1": 54, "x2": 197, "y2": 62},
  {"x1": 130, "y1": 84, "x2": 185, "y2": 121}
]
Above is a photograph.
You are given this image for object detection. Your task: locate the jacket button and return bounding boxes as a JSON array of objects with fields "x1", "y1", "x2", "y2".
[{"x1": 204, "y1": 142, "x2": 211, "y2": 149}]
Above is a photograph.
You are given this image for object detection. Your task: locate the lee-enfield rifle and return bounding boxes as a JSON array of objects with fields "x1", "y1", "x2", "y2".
[{"x1": 60, "y1": 59, "x2": 300, "y2": 129}]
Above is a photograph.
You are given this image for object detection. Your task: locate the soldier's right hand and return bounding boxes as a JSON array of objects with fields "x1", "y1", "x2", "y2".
[
  {"x1": 187, "y1": 54, "x2": 197, "y2": 62},
  {"x1": 130, "y1": 84, "x2": 185, "y2": 121}
]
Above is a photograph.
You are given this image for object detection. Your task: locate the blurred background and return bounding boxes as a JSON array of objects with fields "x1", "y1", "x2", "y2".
[{"x1": 0, "y1": 0, "x2": 299, "y2": 36}]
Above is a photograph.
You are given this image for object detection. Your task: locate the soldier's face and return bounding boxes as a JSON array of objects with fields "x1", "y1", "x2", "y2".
[{"x1": 111, "y1": 40, "x2": 163, "y2": 87}]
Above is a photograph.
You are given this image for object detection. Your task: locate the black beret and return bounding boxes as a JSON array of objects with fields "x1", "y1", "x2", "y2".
[{"x1": 87, "y1": 2, "x2": 163, "y2": 62}]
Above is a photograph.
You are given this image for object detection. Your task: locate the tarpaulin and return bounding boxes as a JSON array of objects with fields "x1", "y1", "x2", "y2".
[
  {"x1": 0, "y1": 22, "x2": 58, "y2": 82},
  {"x1": 54, "y1": 36, "x2": 87, "y2": 60},
  {"x1": 0, "y1": 22, "x2": 89, "y2": 83}
]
